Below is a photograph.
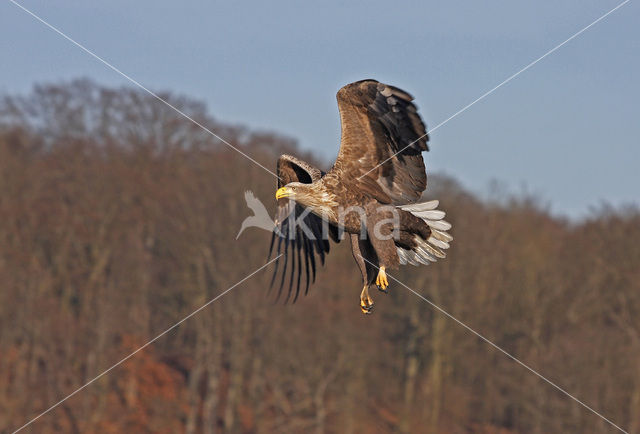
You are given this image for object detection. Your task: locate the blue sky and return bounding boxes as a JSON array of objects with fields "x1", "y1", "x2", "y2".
[{"x1": 1, "y1": 0, "x2": 638, "y2": 218}]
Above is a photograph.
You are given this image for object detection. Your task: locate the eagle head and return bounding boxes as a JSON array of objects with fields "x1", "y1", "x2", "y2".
[{"x1": 275, "y1": 182, "x2": 326, "y2": 209}]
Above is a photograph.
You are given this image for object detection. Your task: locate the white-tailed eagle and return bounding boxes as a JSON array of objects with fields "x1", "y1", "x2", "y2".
[{"x1": 268, "y1": 79, "x2": 452, "y2": 313}]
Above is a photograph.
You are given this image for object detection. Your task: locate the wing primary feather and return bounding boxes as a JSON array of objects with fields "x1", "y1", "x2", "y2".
[
  {"x1": 301, "y1": 236, "x2": 311, "y2": 295},
  {"x1": 322, "y1": 238, "x2": 330, "y2": 255},
  {"x1": 298, "y1": 235, "x2": 311, "y2": 299},
  {"x1": 292, "y1": 235, "x2": 303, "y2": 303},
  {"x1": 307, "y1": 236, "x2": 317, "y2": 285},
  {"x1": 309, "y1": 218, "x2": 326, "y2": 265},
  {"x1": 276, "y1": 236, "x2": 289, "y2": 302},
  {"x1": 268, "y1": 232, "x2": 284, "y2": 294},
  {"x1": 285, "y1": 238, "x2": 297, "y2": 304},
  {"x1": 267, "y1": 230, "x2": 276, "y2": 259}
]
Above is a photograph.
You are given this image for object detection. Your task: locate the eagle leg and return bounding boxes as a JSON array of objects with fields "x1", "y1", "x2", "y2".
[
  {"x1": 364, "y1": 203, "x2": 398, "y2": 294},
  {"x1": 360, "y1": 285, "x2": 374, "y2": 314},
  {"x1": 350, "y1": 233, "x2": 380, "y2": 314}
]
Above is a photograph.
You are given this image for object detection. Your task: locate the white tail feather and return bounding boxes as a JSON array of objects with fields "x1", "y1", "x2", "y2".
[
  {"x1": 398, "y1": 247, "x2": 430, "y2": 266},
  {"x1": 414, "y1": 251, "x2": 431, "y2": 265},
  {"x1": 418, "y1": 239, "x2": 445, "y2": 258},
  {"x1": 412, "y1": 209, "x2": 446, "y2": 220},
  {"x1": 397, "y1": 198, "x2": 453, "y2": 266},
  {"x1": 426, "y1": 219, "x2": 452, "y2": 231},
  {"x1": 417, "y1": 246, "x2": 438, "y2": 262},
  {"x1": 428, "y1": 236, "x2": 450, "y2": 249},
  {"x1": 430, "y1": 229, "x2": 453, "y2": 242},
  {"x1": 400, "y1": 200, "x2": 439, "y2": 212}
]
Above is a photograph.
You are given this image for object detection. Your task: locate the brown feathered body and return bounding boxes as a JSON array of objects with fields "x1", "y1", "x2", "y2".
[{"x1": 269, "y1": 80, "x2": 452, "y2": 305}]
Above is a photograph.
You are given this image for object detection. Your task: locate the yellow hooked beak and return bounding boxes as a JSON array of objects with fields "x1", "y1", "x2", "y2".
[{"x1": 275, "y1": 186, "x2": 293, "y2": 199}]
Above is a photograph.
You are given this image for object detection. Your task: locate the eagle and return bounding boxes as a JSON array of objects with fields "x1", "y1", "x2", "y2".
[{"x1": 268, "y1": 79, "x2": 452, "y2": 314}]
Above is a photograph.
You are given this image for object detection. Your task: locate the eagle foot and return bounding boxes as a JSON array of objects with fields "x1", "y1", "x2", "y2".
[
  {"x1": 375, "y1": 266, "x2": 389, "y2": 291},
  {"x1": 360, "y1": 302, "x2": 373, "y2": 314},
  {"x1": 377, "y1": 286, "x2": 388, "y2": 294},
  {"x1": 360, "y1": 285, "x2": 374, "y2": 314}
]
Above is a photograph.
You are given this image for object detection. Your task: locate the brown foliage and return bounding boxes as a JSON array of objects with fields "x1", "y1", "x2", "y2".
[{"x1": 0, "y1": 80, "x2": 638, "y2": 433}]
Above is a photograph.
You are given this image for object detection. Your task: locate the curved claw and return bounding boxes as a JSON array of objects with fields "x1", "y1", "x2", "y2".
[
  {"x1": 360, "y1": 303, "x2": 373, "y2": 314},
  {"x1": 360, "y1": 284, "x2": 375, "y2": 314},
  {"x1": 377, "y1": 286, "x2": 388, "y2": 294}
]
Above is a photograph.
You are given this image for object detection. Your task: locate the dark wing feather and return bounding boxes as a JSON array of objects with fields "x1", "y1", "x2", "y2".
[
  {"x1": 268, "y1": 154, "x2": 339, "y2": 303},
  {"x1": 332, "y1": 79, "x2": 429, "y2": 205}
]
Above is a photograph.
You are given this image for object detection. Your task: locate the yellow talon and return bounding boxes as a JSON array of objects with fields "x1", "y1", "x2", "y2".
[
  {"x1": 360, "y1": 298, "x2": 373, "y2": 314},
  {"x1": 360, "y1": 285, "x2": 373, "y2": 314},
  {"x1": 376, "y1": 266, "x2": 388, "y2": 290}
]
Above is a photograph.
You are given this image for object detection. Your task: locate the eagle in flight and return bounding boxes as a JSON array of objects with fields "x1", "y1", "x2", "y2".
[{"x1": 268, "y1": 79, "x2": 452, "y2": 313}]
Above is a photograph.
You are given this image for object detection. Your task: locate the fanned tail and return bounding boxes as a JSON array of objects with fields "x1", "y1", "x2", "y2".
[{"x1": 397, "y1": 200, "x2": 452, "y2": 266}]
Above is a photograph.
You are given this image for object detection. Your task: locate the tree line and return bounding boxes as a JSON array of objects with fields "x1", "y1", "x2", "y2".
[{"x1": 0, "y1": 80, "x2": 638, "y2": 433}]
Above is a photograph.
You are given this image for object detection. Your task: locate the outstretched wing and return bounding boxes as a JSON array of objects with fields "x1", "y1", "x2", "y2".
[
  {"x1": 268, "y1": 154, "x2": 339, "y2": 303},
  {"x1": 332, "y1": 79, "x2": 429, "y2": 205}
]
